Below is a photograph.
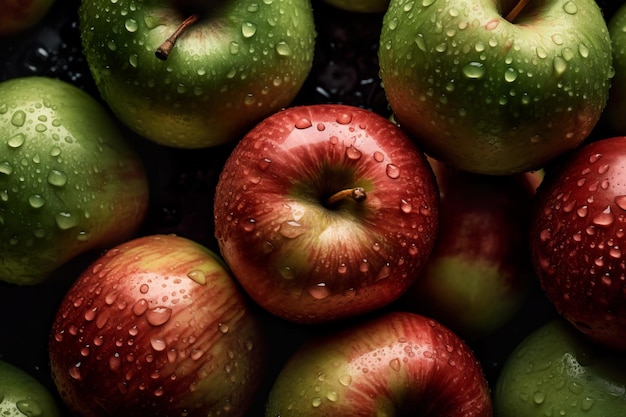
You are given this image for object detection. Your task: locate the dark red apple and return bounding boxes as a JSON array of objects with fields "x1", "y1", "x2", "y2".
[
  {"x1": 530, "y1": 136, "x2": 626, "y2": 351},
  {"x1": 266, "y1": 311, "x2": 493, "y2": 416},
  {"x1": 400, "y1": 160, "x2": 534, "y2": 341},
  {"x1": 48, "y1": 234, "x2": 268, "y2": 417},
  {"x1": 213, "y1": 104, "x2": 439, "y2": 324}
]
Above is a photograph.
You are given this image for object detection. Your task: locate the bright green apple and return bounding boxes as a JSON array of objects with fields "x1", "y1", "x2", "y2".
[
  {"x1": 79, "y1": 0, "x2": 316, "y2": 149},
  {"x1": 379, "y1": 0, "x2": 614, "y2": 175},
  {"x1": 607, "y1": 3, "x2": 626, "y2": 135},
  {"x1": 0, "y1": 0, "x2": 56, "y2": 37},
  {"x1": 0, "y1": 76, "x2": 149, "y2": 285},
  {"x1": 494, "y1": 318, "x2": 626, "y2": 417},
  {"x1": 0, "y1": 360, "x2": 61, "y2": 417}
]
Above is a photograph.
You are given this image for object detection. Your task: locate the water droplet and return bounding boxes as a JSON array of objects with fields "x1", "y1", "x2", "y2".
[
  {"x1": 146, "y1": 307, "x2": 172, "y2": 326},
  {"x1": 346, "y1": 145, "x2": 362, "y2": 160},
  {"x1": 187, "y1": 269, "x2": 207, "y2": 285},
  {"x1": 533, "y1": 391, "x2": 546, "y2": 404},
  {"x1": 338, "y1": 375, "x2": 352, "y2": 386},
  {"x1": 16, "y1": 399, "x2": 43, "y2": 417},
  {"x1": 69, "y1": 363, "x2": 82, "y2": 380},
  {"x1": 504, "y1": 68, "x2": 518, "y2": 82},
  {"x1": 400, "y1": 200, "x2": 412, "y2": 213},
  {"x1": 336, "y1": 112, "x2": 352, "y2": 125},
  {"x1": 55, "y1": 211, "x2": 78, "y2": 230},
  {"x1": 309, "y1": 283, "x2": 330, "y2": 299},
  {"x1": 47, "y1": 169, "x2": 68, "y2": 187},
  {"x1": 150, "y1": 338, "x2": 167, "y2": 351},
  {"x1": 10, "y1": 110, "x2": 26, "y2": 127},
  {"x1": 592, "y1": 207, "x2": 614, "y2": 227},
  {"x1": 462, "y1": 62, "x2": 486, "y2": 79},
  {"x1": 553, "y1": 56, "x2": 567, "y2": 76},
  {"x1": 275, "y1": 41, "x2": 292, "y2": 56},
  {"x1": 295, "y1": 118, "x2": 312, "y2": 129},
  {"x1": 389, "y1": 358, "x2": 401, "y2": 371},
  {"x1": 7, "y1": 133, "x2": 25, "y2": 148},
  {"x1": 241, "y1": 22, "x2": 257, "y2": 38},
  {"x1": 577, "y1": 206, "x2": 588, "y2": 218},
  {"x1": 373, "y1": 151, "x2": 385, "y2": 162},
  {"x1": 125, "y1": 18, "x2": 138, "y2": 32},
  {"x1": 386, "y1": 164, "x2": 400, "y2": 178},
  {"x1": 28, "y1": 194, "x2": 46, "y2": 208},
  {"x1": 563, "y1": 1, "x2": 577, "y2": 14},
  {"x1": 0, "y1": 161, "x2": 12, "y2": 175},
  {"x1": 615, "y1": 195, "x2": 626, "y2": 211}
]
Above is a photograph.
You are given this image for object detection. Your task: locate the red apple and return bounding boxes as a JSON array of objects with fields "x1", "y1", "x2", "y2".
[
  {"x1": 400, "y1": 160, "x2": 534, "y2": 341},
  {"x1": 213, "y1": 104, "x2": 439, "y2": 324},
  {"x1": 530, "y1": 136, "x2": 626, "y2": 351},
  {"x1": 266, "y1": 311, "x2": 493, "y2": 416},
  {"x1": 48, "y1": 234, "x2": 268, "y2": 417}
]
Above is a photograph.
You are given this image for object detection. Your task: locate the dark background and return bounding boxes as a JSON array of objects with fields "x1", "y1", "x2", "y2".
[{"x1": 0, "y1": 0, "x2": 623, "y2": 415}]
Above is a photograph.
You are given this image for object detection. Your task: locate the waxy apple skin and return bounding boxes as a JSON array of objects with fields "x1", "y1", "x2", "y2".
[
  {"x1": 49, "y1": 234, "x2": 268, "y2": 417},
  {"x1": 530, "y1": 136, "x2": 626, "y2": 351},
  {"x1": 401, "y1": 161, "x2": 533, "y2": 341},
  {"x1": 0, "y1": 76, "x2": 149, "y2": 286},
  {"x1": 79, "y1": 0, "x2": 316, "y2": 149},
  {"x1": 0, "y1": 360, "x2": 62, "y2": 417},
  {"x1": 379, "y1": 0, "x2": 613, "y2": 175},
  {"x1": 494, "y1": 318, "x2": 626, "y2": 417},
  {"x1": 214, "y1": 104, "x2": 439, "y2": 324},
  {"x1": 266, "y1": 311, "x2": 493, "y2": 417}
]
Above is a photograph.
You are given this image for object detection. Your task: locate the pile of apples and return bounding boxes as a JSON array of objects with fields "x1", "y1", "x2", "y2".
[{"x1": 2, "y1": 0, "x2": 626, "y2": 416}]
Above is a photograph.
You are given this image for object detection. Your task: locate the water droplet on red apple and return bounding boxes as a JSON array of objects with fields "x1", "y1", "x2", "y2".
[
  {"x1": 345, "y1": 145, "x2": 362, "y2": 160},
  {"x1": 295, "y1": 118, "x2": 312, "y2": 129},
  {"x1": 140, "y1": 284, "x2": 149, "y2": 294},
  {"x1": 243, "y1": 218, "x2": 256, "y2": 232},
  {"x1": 577, "y1": 206, "x2": 588, "y2": 218},
  {"x1": 592, "y1": 207, "x2": 614, "y2": 227},
  {"x1": 187, "y1": 269, "x2": 207, "y2": 285},
  {"x1": 373, "y1": 151, "x2": 385, "y2": 162},
  {"x1": 69, "y1": 363, "x2": 82, "y2": 380},
  {"x1": 389, "y1": 358, "x2": 401, "y2": 371},
  {"x1": 132, "y1": 299, "x2": 148, "y2": 316},
  {"x1": 258, "y1": 158, "x2": 272, "y2": 171},
  {"x1": 218, "y1": 323, "x2": 230, "y2": 334},
  {"x1": 308, "y1": 283, "x2": 330, "y2": 299},
  {"x1": 150, "y1": 337, "x2": 167, "y2": 351},
  {"x1": 109, "y1": 354, "x2": 122, "y2": 372},
  {"x1": 146, "y1": 307, "x2": 172, "y2": 326},
  {"x1": 386, "y1": 163, "x2": 400, "y2": 179},
  {"x1": 336, "y1": 112, "x2": 352, "y2": 125}
]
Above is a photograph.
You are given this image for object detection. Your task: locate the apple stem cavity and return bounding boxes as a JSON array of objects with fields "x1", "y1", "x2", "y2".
[
  {"x1": 155, "y1": 14, "x2": 199, "y2": 60},
  {"x1": 504, "y1": 0, "x2": 531, "y2": 22},
  {"x1": 326, "y1": 187, "x2": 367, "y2": 207}
]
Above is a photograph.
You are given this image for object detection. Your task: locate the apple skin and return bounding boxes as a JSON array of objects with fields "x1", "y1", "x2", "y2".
[
  {"x1": 48, "y1": 234, "x2": 268, "y2": 417},
  {"x1": 494, "y1": 318, "x2": 626, "y2": 417},
  {"x1": 0, "y1": 360, "x2": 62, "y2": 417},
  {"x1": 213, "y1": 104, "x2": 439, "y2": 324},
  {"x1": 378, "y1": 0, "x2": 613, "y2": 175},
  {"x1": 607, "y1": 3, "x2": 626, "y2": 135},
  {"x1": 266, "y1": 311, "x2": 493, "y2": 417},
  {"x1": 0, "y1": 0, "x2": 55, "y2": 37},
  {"x1": 0, "y1": 76, "x2": 149, "y2": 285},
  {"x1": 399, "y1": 160, "x2": 534, "y2": 341},
  {"x1": 79, "y1": 0, "x2": 316, "y2": 149},
  {"x1": 529, "y1": 136, "x2": 626, "y2": 351}
]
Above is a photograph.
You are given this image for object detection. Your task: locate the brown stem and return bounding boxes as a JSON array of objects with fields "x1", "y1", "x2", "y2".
[
  {"x1": 326, "y1": 187, "x2": 367, "y2": 206},
  {"x1": 155, "y1": 14, "x2": 199, "y2": 61},
  {"x1": 504, "y1": 0, "x2": 531, "y2": 22}
]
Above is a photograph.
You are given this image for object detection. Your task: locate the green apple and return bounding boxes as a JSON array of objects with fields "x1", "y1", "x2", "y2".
[
  {"x1": 0, "y1": 360, "x2": 61, "y2": 417},
  {"x1": 79, "y1": 0, "x2": 316, "y2": 149},
  {"x1": 0, "y1": 0, "x2": 56, "y2": 37},
  {"x1": 321, "y1": 0, "x2": 389, "y2": 14},
  {"x1": 379, "y1": 0, "x2": 614, "y2": 175},
  {"x1": 0, "y1": 76, "x2": 149, "y2": 285},
  {"x1": 607, "y1": 3, "x2": 626, "y2": 134},
  {"x1": 494, "y1": 318, "x2": 626, "y2": 417}
]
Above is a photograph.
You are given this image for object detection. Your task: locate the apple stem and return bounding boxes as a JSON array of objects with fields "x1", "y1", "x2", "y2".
[
  {"x1": 326, "y1": 187, "x2": 367, "y2": 206},
  {"x1": 504, "y1": 0, "x2": 531, "y2": 22},
  {"x1": 155, "y1": 14, "x2": 200, "y2": 61}
]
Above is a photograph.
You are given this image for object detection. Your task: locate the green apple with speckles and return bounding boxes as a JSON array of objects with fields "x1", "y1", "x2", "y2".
[
  {"x1": 79, "y1": 0, "x2": 316, "y2": 149},
  {"x1": 0, "y1": 76, "x2": 149, "y2": 285},
  {"x1": 379, "y1": 0, "x2": 614, "y2": 175},
  {"x1": 494, "y1": 318, "x2": 626, "y2": 417},
  {"x1": 0, "y1": 360, "x2": 62, "y2": 417}
]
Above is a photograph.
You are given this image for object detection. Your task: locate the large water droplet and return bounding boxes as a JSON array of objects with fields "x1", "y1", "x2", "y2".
[
  {"x1": 241, "y1": 22, "x2": 257, "y2": 38},
  {"x1": 146, "y1": 307, "x2": 172, "y2": 326},
  {"x1": 10, "y1": 110, "x2": 26, "y2": 127},
  {"x1": 125, "y1": 18, "x2": 138, "y2": 32},
  {"x1": 462, "y1": 62, "x2": 486, "y2": 79},
  {"x1": 563, "y1": 1, "x2": 578, "y2": 14},
  {"x1": 47, "y1": 169, "x2": 68, "y2": 187},
  {"x1": 7, "y1": 133, "x2": 25, "y2": 148}
]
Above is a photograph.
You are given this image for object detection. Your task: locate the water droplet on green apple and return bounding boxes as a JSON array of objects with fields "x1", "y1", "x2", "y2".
[
  {"x1": 47, "y1": 169, "x2": 68, "y2": 187},
  {"x1": 563, "y1": 1, "x2": 578, "y2": 14},
  {"x1": 10, "y1": 110, "x2": 26, "y2": 127},
  {"x1": 55, "y1": 211, "x2": 78, "y2": 230},
  {"x1": 229, "y1": 41, "x2": 240, "y2": 55},
  {"x1": 414, "y1": 34, "x2": 427, "y2": 52},
  {"x1": 422, "y1": 0, "x2": 435, "y2": 6},
  {"x1": 504, "y1": 68, "x2": 518, "y2": 83},
  {"x1": 462, "y1": 62, "x2": 485, "y2": 79},
  {"x1": 8, "y1": 133, "x2": 25, "y2": 148},
  {"x1": 275, "y1": 41, "x2": 292, "y2": 56},
  {"x1": 339, "y1": 374, "x2": 352, "y2": 386},
  {"x1": 28, "y1": 194, "x2": 46, "y2": 209},
  {"x1": 129, "y1": 54, "x2": 138, "y2": 68},
  {"x1": 0, "y1": 161, "x2": 13, "y2": 175},
  {"x1": 124, "y1": 18, "x2": 138, "y2": 32},
  {"x1": 16, "y1": 399, "x2": 44, "y2": 416},
  {"x1": 242, "y1": 22, "x2": 257, "y2": 38},
  {"x1": 553, "y1": 57, "x2": 567, "y2": 77}
]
